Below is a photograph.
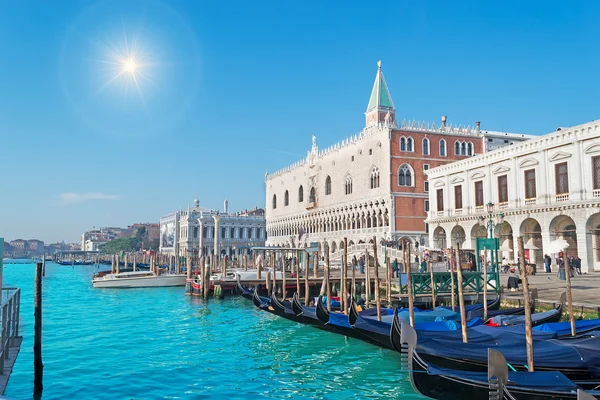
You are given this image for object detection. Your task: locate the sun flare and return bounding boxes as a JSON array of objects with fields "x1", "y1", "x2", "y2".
[
  {"x1": 123, "y1": 58, "x2": 137, "y2": 74},
  {"x1": 93, "y1": 28, "x2": 157, "y2": 103}
]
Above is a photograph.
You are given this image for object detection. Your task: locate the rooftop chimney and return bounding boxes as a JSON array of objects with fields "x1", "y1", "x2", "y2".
[
  {"x1": 475, "y1": 121, "x2": 481, "y2": 133},
  {"x1": 224, "y1": 199, "x2": 229, "y2": 214},
  {"x1": 441, "y1": 116, "x2": 447, "y2": 127}
]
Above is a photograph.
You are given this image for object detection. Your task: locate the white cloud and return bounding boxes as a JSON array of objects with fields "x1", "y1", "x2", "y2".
[{"x1": 58, "y1": 192, "x2": 120, "y2": 205}]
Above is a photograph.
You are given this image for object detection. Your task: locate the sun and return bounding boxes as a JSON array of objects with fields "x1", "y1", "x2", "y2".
[
  {"x1": 92, "y1": 29, "x2": 157, "y2": 103},
  {"x1": 123, "y1": 58, "x2": 137, "y2": 74}
]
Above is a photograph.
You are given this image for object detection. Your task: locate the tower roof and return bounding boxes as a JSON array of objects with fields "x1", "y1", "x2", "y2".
[{"x1": 366, "y1": 61, "x2": 395, "y2": 112}]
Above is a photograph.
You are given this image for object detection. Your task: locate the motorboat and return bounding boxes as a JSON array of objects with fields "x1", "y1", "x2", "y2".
[{"x1": 92, "y1": 270, "x2": 187, "y2": 288}]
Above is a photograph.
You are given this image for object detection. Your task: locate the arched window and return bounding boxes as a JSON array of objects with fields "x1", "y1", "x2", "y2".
[
  {"x1": 455, "y1": 141, "x2": 460, "y2": 155},
  {"x1": 440, "y1": 139, "x2": 447, "y2": 157},
  {"x1": 325, "y1": 175, "x2": 332, "y2": 195},
  {"x1": 467, "y1": 142, "x2": 473, "y2": 156},
  {"x1": 398, "y1": 164, "x2": 412, "y2": 186},
  {"x1": 298, "y1": 185, "x2": 304, "y2": 202},
  {"x1": 461, "y1": 142, "x2": 466, "y2": 155},
  {"x1": 309, "y1": 187, "x2": 316, "y2": 203},
  {"x1": 284, "y1": 190, "x2": 289, "y2": 206},
  {"x1": 422, "y1": 138, "x2": 430, "y2": 155},
  {"x1": 345, "y1": 176, "x2": 353, "y2": 195},
  {"x1": 406, "y1": 137, "x2": 414, "y2": 152},
  {"x1": 370, "y1": 166, "x2": 380, "y2": 189},
  {"x1": 272, "y1": 194, "x2": 277, "y2": 209},
  {"x1": 400, "y1": 137, "x2": 406, "y2": 151}
]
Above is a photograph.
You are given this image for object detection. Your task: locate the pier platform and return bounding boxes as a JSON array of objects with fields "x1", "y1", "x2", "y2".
[{"x1": 0, "y1": 337, "x2": 22, "y2": 395}]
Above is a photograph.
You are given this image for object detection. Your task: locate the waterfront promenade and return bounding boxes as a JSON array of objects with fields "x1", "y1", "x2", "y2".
[{"x1": 501, "y1": 271, "x2": 600, "y2": 311}]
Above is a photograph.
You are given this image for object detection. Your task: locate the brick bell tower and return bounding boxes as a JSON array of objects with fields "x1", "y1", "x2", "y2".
[{"x1": 365, "y1": 60, "x2": 396, "y2": 127}]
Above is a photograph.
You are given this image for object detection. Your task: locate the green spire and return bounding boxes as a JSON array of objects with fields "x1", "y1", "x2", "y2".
[{"x1": 366, "y1": 61, "x2": 395, "y2": 112}]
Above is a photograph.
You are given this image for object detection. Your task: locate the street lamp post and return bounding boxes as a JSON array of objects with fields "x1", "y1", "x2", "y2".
[
  {"x1": 479, "y1": 202, "x2": 505, "y2": 239},
  {"x1": 477, "y1": 202, "x2": 504, "y2": 273}
]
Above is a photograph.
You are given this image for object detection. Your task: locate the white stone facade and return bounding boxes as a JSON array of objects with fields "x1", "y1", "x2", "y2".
[
  {"x1": 426, "y1": 119, "x2": 600, "y2": 273},
  {"x1": 266, "y1": 125, "x2": 394, "y2": 252},
  {"x1": 160, "y1": 199, "x2": 266, "y2": 257}
]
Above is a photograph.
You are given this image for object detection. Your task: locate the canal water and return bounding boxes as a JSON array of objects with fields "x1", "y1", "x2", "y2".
[{"x1": 4, "y1": 262, "x2": 423, "y2": 399}]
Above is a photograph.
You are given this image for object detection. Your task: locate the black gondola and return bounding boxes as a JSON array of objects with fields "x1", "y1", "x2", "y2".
[
  {"x1": 391, "y1": 307, "x2": 600, "y2": 384},
  {"x1": 487, "y1": 293, "x2": 565, "y2": 327},
  {"x1": 401, "y1": 320, "x2": 600, "y2": 400},
  {"x1": 314, "y1": 295, "x2": 382, "y2": 344}
]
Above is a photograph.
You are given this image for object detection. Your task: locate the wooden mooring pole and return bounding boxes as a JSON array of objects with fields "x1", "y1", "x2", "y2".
[
  {"x1": 304, "y1": 252, "x2": 310, "y2": 305},
  {"x1": 454, "y1": 244, "x2": 468, "y2": 343},
  {"x1": 295, "y1": 250, "x2": 300, "y2": 296},
  {"x1": 404, "y1": 241, "x2": 414, "y2": 327},
  {"x1": 483, "y1": 247, "x2": 488, "y2": 321},
  {"x1": 517, "y1": 236, "x2": 534, "y2": 371},
  {"x1": 342, "y1": 238, "x2": 348, "y2": 314},
  {"x1": 449, "y1": 249, "x2": 456, "y2": 311},
  {"x1": 325, "y1": 243, "x2": 331, "y2": 312},
  {"x1": 564, "y1": 247, "x2": 576, "y2": 336},
  {"x1": 372, "y1": 237, "x2": 381, "y2": 322},
  {"x1": 365, "y1": 248, "x2": 371, "y2": 305},
  {"x1": 34, "y1": 262, "x2": 44, "y2": 398},
  {"x1": 429, "y1": 259, "x2": 436, "y2": 307}
]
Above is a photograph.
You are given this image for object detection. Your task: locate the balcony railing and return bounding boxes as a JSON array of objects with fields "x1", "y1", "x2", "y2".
[
  {"x1": 454, "y1": 209, "x2": 463, "y2": 215},
  {"x1": 436, "y1": 211, "x2": 445, "y2": 217},
  {"x1": 525, "y1": 198, "x2": 537, "y2": 206},
  {"x1": 498, "y1": 201, "x2": 509, "y2": 209},
  {"x1": 475, "y1": 205, "x2": 484, "y2": 212},
  {"x1": 555, "y1": 193, "x2": 570, "y2": 202},
  {"x1": 593, "y1": 189, "x2": 600, "y2": 198}
]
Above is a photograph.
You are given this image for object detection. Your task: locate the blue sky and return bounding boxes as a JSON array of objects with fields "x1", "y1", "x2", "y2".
[{"x1": 0, "y1": 0, "x2": 599, "y2": 243}]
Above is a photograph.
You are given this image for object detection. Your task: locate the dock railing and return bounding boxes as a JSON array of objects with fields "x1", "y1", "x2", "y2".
[
  {"x1": 399, "y1": 271, "x2": 499, "y2": 296},
  {"x1": 0, "y1": 287, "x2": 20, "y2": 375}
]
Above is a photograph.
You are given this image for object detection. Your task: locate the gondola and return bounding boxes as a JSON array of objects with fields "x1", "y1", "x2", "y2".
[
  {"x1": 401, "y1": 321, "x2": 600, "y2": 400},
  {"x1": 315, "y1": 295, "x2": 382, "y2": 343},
  {"x1": 441, "y1": 295, "x2": 501, "y2": 312},
  {"x1": 236, "y1": 277, "x2": 254, "y2": 299},
  {"x1": 391, "y1": 309, "x2": 600, "y2": 384},
  {"x1": 486, "y1": 293, "x2": 565, "y2": 327},
  {"x1": 348, "y1": 300, "x2": 396, "y2": 349}
]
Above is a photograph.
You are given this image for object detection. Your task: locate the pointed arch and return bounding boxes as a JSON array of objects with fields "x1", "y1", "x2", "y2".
[
  {"x1": 455, "y1": 141, "x2": 460, "y2": 155},
  {"x1": 345, "y1": 175, "x2": 353, "y2": 195},
  {"x1": 298, "y1": 185, "x2": 304, "y2": 202},
  {"x1": 284, "y1": 190, "x2": 289, "y2": 206},
  {"x1": 440, "y1": 139, "x2": 447, "y2": 157},
  {"x1": 370, "y1": 166, "x2": 380, "y2": 189},
  {"x1": 467, "y1": 142, "x2": 473, "y2": 156},
  {"x1": 406, "y1": 137, "x2": 414, "y2": 152},
  {"x1": 398, "y1": 163, "x2": 413, "y2": 187},
  {"x1": 272, "y1": 194, "x2": 277, "y2": 209},
  {"x1": 461, "y1": 142, "x2": 467, "y2": 155},
  {"x1": 422, "y1": 137, "x2": 430, "y2": 155},
  {"x1": 400, "y1": 137, "x2": 406, "y2": 151},
  {"x1": 309, "y1": 187, "x2": 316, "y2": 203},
  {"x1": 325, "y1": 175, "x2": 332, "y2": 195}
]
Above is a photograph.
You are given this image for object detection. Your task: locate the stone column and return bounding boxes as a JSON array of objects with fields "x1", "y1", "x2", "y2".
[
  {"x1": 571, "y1": 141, "x2": 584, "y2": 201},
  {"x1": 197, "y1": 218, "x2": 204, "y2": 257},
  {"x1": 213, "y1": 214, "x2": 222, "y2": 256}
]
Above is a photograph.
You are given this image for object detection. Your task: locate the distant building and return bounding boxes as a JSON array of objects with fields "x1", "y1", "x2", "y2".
[
  {"x1": 27, "y1": 240, "x2": 45, "y2": 254},
  {"x1": 160, "y1": 198, "x2": 266, "y2": 257}
]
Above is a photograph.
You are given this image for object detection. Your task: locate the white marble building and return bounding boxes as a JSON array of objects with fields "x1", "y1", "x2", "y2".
[
  {"x1": 266, "y1": 128, "x2": 394, "y2": 252},
  {"x1": 160, "y1": 198, "x2": 266, "y2": 257},
  {"x1": 426, "y1": 119, "x2": 600, "y2": 273}
]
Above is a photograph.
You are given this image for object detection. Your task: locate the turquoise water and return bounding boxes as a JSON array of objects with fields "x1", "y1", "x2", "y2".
[{"x1": 4, "y1": 263, "x2": 423, "y2": 399}]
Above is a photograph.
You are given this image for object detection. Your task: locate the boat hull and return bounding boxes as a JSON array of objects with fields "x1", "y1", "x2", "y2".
[{"x1": 93, "y1": 275, "x2": 187, "y2": 288}]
